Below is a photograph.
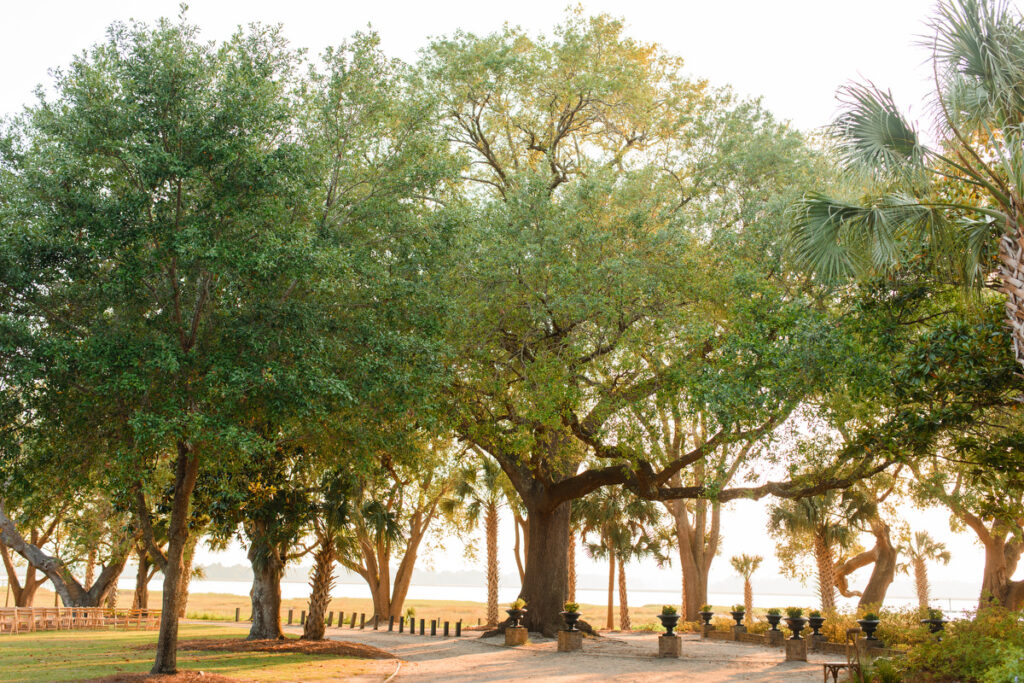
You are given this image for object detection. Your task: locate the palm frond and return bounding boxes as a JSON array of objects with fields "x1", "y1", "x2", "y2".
[{"x1": 831, "y1": 83, "x2": 928, "y2": 178}]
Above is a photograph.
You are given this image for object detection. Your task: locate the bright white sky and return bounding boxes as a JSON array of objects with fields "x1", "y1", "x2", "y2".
[{"x1": 3, "y1": 0, "x2": 1011, "y2": 600}]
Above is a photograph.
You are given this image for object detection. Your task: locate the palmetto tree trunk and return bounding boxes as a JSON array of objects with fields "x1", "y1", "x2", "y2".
[
  {"x1": 617, "y1": 557, "x2": 630, "y2": 632},
  {"x1": 485, "y1": 502, "x2": 499, "y2": 627},
  {"x1": 303, "y1": 534, "x2": 335, "y2": 640},
  {"x1": 1000, "y1": 227, "x2": 1024, "y2": 371},
  {"x1": 606, "y1": 543, "x2": 615, "y2": 630},
  {"x1": 813, "y1": 534, "x2": 837, "y2": 614},
  {"x1": 913, "y1": 557, "x2": 930, "y2": 611}
]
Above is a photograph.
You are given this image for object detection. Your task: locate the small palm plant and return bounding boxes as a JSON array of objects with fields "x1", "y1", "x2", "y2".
[{"x1": 730, "y1": 554, "x2": 763, "y2": 627}]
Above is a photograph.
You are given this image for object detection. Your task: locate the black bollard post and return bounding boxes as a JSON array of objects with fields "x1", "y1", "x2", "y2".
[
  {"x1": 327, "y1": 611, "x2": 334, "y2": 627},
  {"x1": 456, "y1": 620, "x2": 462, "y2": 637},
  {"x1": 300, "y1": 610, "x2": 306, "y2": 626},
  {"x1": 420, "y1": 618, "x2": 425, "y2": 635},
  {"x1": 360, "y1": 613, "x2": 366, "y2": 629},
  {"x1": 389, "y1": 616, "x2": 395, "y2": 632},
  {"x1": 288, "y1": 609, "x2": 293, "y2": 625},
  {"x1": 399, "y1": 616, "x2": 404, "y2": 633},
  {"x1": 478, "y1": 618, "x2": 481, "y2": 626},
  {"x1": 350, "y1": 612, "x2": 357, "y2": 628},
  {"x1": 234, "y1": 607, "x2": 240, "y2": 622},
  {"x1": 444, "y1": 621, "x2": 450, "y2": 637},
  {"x1": 431, "y1": 619, "x2": 437, "y2": 636}
]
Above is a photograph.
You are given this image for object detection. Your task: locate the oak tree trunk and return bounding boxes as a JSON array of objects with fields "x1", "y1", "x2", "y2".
[
  {"x1": 133, "y1": 547, "x2": 150, "y2": 610},
  {"x1": 151, "y1": 445, "x2": 200, "y2": 674},
  {"x1": 302, "y1": 535, "x2": 335, "y2": 640},
  {"x1": 567, "y1": 530, "x2": 576, "y2": 604},
  {"x1": 858, "y1": 519, "x2": 896, "y2": 610},
  {"x1": 518, "y1": 502, "x2": 569, "y2": 636},
  {"x1": 979, "y1": 533, "x2": 1024, "y2": 610},
  {"x1": 485, "y1": 502, "x2": 499, "y2": 627},
  {"x1": 247, "y1": 535, "x2": 286, "y2": 641}
]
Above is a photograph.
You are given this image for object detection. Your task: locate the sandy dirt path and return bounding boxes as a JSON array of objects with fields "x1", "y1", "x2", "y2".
[{"x1": 188, "y1": 621, "x2": 837, "y2": 682}]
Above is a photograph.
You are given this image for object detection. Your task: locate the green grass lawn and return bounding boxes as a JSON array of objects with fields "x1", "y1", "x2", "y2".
[{"x1": 0, "y1": 624, "x2": 380, "y2": 682}]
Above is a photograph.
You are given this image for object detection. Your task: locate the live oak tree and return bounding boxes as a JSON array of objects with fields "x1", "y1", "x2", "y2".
[
  {"x1": 338, "y1": 443, "x2": 461, "y2": 623},
  {"x1": 0, "y1": 17, "x2": 359, "y2": 673},
  {"x1": 425, "y1": 13, "x2": 874, "y2": 634}
]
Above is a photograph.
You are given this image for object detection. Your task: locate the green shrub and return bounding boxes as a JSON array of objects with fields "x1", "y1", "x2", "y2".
[
  {"x1": 509, "y1": 598, "x2": 526, "y2": 610},
  {"x1": 563, "y1": 602, "x2": 580, "y2": 613},
  {"x1": 980, "y1": 645, "x2": 1024, "y2": 683},
  {"x1": 809, "y1": 609, "x2": 822, "y2": 618},
  {"x1": 732, "y1": 604, "x2": 745, "y2": 613},
  {"x1": 766, "y1": 608, "x2": 781, "y2": 616},
  {"x1": 899, "y1": 607, "x2": 1024, "y2": 682},
  {"x1": 634, "y1": 621, "x2": 663, "y2": 632},
  {"x1": 786, "y1": 607, "x2": 803, "y2": 619},
  {"x1": 660, "y1": 605, "x2": 677, "y2": 615}
]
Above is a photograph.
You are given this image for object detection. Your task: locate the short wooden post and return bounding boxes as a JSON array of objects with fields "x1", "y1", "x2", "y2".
[
  {"x1": 419, "y1": 618, "x2": 424, "y2": 635},
  {"x1": 300, "y1": 610, "x2": 306, "y2": 626},
  {"x1": 234, "y1": 607, "x2": 240, "y2": 622},
  {"x1": 327, "y1": 612, "x2": 334, "y2": 627},
  {"x1": 350, "y1": 612, "x2": 357, "y2": 628},
  {"x1": 431, "y1": 619, "x2": 436, "y2": 636},
  {"x1": 287, "y1": 609, "x2": 293, "y2": 625},
  {"x1": 373, "y1": 614, "x2": 379, "y2": 630},
  {"x1": 444, "y1": 621, "x2": 450, "y2": 636},
  {"x1": 339, "y1": 611, "x2": 344, "y2": 627},
  {"x1": 399, "y1": 616, "x2": 404, "y2": 633},
  {"x1": 360, "y1": 613, "x2": 366, "y2": 629},
  {"x1": 477, "y1": 617, "x2": 481, "y2": 625},
  {"x1": 389, "y1": 616, "x2": 395, "y2": 632},
  {"x1": 456, "y1": 620, "x2": 461, "y2": 637}
]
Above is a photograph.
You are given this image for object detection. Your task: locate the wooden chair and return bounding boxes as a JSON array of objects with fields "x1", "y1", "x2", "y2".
[
  {"x1": 0, "y1": 608, "x2": 17, "y2": 634},
  {"x1": 821, "y1": 627, "x2": 863, "y2": 682}
]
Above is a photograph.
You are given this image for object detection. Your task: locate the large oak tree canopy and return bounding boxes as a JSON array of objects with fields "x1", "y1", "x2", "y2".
[{"x1": 423, "y1": 14, "x2": 894, "y2": 632}]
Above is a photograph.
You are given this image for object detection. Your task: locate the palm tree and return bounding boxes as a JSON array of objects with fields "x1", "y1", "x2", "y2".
[
  {"x1": 794, "y1": 0, "x2": 1024, "y2": 371},
  {"x1": 450, "y1": 455, "x2": 509, "y2": 627},
  {"x1": 730, "y1": 554, "x2": 763, "y2": 626},
  {"x1": 576, "y1": 486, "x2": 671, "y2": 631},
  {"x1": 899, "y1": 531, "x2": 952, "y2": 611},
  {"x1": 768, "y1": 492, "x2": 875, "y2": 613}
]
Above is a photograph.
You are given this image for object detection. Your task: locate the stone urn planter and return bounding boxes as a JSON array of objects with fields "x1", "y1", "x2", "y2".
[
  {"x1": 506, "y1": 608, "x2": 527, "y2": 628},
  {"x1": 658, "y1": 613, "x2": 681, "y2": 636},
  {"x1": 561, "y1": 611, "x2": 581, "y2": 632},
  {"x1": 857, "y1": 617, "x2": 881, "y2": 641},
  {"x1": 766, "y1": 613, "x2": 782, "y2": 631},
  {"x1": 807, "y1": 614, "x2": 826, "y2": 637},
  {"x1": 699, "y1": 610, "x2": 714, "y2": 626},
  {"x1": 730, "y1": 610, "x2": 746, "y2": 627},
  {"x1": 785, "y1": 616, "x2": 808, "y2": 640},
  {"x1": 921, "y1": 617, "x2": 946, "y2": 635}
]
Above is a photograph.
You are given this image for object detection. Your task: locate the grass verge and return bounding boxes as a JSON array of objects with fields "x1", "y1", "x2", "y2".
[{"x1": 0, "y1": 624, "x2": 384, "y2": 682}]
